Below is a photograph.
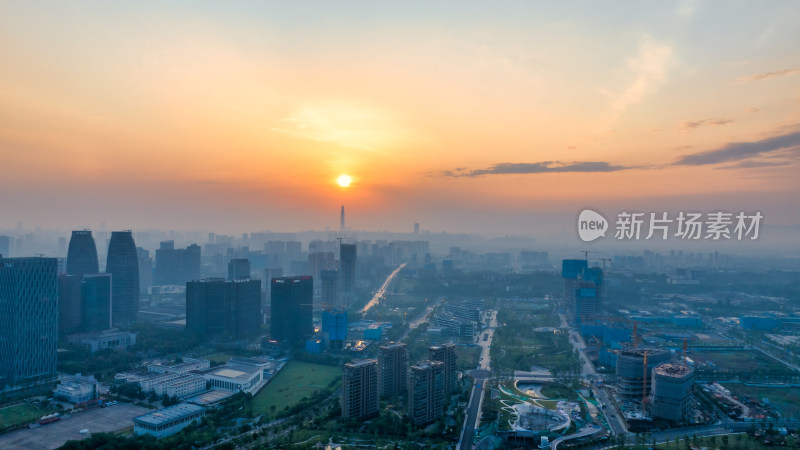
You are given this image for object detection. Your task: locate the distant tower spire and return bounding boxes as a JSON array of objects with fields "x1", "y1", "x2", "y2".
[{"x1": 340, "y1": 205, "x2": 345, "y2": 232}]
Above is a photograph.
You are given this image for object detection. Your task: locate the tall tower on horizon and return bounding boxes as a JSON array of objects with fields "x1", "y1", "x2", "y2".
[
  {"x1": 66, "y1": 230, "x2": 99, "y2": 277},
  {"x1": 340, "y1": 205, "x2": 345, "y2": 232}
]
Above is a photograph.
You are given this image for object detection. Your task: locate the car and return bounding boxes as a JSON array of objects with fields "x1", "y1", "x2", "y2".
[{"x1": 79, "y1": 429, "x2": 90, "y2": 434}]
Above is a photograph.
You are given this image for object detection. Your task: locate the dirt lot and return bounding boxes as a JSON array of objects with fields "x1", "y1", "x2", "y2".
[{"x1": 0, "y1": 403, "x2": 152, "y2": 449}]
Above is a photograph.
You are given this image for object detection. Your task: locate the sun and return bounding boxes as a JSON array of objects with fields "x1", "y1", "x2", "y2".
[{"x1": 337, "y1": 174, "x2": 352, "y2": 187}]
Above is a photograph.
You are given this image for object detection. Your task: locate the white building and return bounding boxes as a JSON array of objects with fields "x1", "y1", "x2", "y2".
[
  {"x1": 147, "y1": 357, "x2": 210, "y2": 374},
  {"x1": 204, "y1": 363, "x2": 263, "y2": 393},
  {"x1": 133, "y1": 403, "x2": 205, "y2": 438},
  {"x1": 81, "y1": 330, "x2": 138, "y2": 353},
  {"x1": 54, "y1": 374, "x2": 97, "y2": 404}
]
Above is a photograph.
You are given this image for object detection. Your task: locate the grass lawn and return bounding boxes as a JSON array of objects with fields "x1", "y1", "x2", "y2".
[
  {"x1": 252, "y1": 361, "x2": 341, "y2": 415},
  {"x1": 692, "y1": 350, "x2": 791, "y2": 375},
  {"x1": 0, "y1": 403, "x2": 57, "y2": 429}
]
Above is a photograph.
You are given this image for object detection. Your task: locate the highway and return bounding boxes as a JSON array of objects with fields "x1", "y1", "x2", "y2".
[
  {"x1": 457, "y1": 310, "x2": 497, "y2": 449},
  {"x1": 360, "y1": 263, "x2": 407, "y2": 315},
  {"x1": 560, "y1": 313, "x2": 629, "y2": 437}
]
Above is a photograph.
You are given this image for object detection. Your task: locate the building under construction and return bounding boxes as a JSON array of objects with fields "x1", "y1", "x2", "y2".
[
  {"x1": 616, "y1": 347, "x2": 671, "y2": 400},
  {"x1": 650, "y1": 363, "x2": 694, "y2": 422}
]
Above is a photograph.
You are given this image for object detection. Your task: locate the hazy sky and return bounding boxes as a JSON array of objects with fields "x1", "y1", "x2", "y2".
[{"x1": 2, "y1": 1, "x2": 799, "y2": 235}]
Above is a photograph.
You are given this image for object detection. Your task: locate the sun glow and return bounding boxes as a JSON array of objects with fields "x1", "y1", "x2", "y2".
[{"x1": 337, "y1": 174, "x2": 352, "y2": 187}]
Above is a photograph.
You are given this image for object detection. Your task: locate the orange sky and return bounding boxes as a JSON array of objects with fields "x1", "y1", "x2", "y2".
[{"x1": 1, "y1": 1, "x2": 799, "y2": 234}]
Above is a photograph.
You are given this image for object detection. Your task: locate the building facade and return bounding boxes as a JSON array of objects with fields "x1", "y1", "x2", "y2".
[
  {"x1": 378, "y1": 342, "x2": 408, "y2": 397},
  {"x1": 270, "y1": 276, "x2": 313, "y2": 345},
  {"x1": 66, "y1": 230, "x2": 99, "y2": 277},
  {"x1": 0, "y1": 257, "x2": 59, "y2": 391},
  {"x1": 429, "y1": 343, "x2": 457, "y2": 394},
  {"x1": 186, "y1": 278, "x2": 261, "y2": 337},
  {"x1": 106, "y1": 231, "x2": 139, "y2": 327},
  {"x1": 408, "y1": 360, "x2": 445, "y2": 426},
  {"x1": 341, "y1": 359, "x2": 379, "y2": 420},
  {"x1": 133, "y1": 403, "x2": 205, "y2": 439}
]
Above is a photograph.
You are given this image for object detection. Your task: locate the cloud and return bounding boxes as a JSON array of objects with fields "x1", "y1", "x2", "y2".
[
  {"x1": 718, "y1": 160, "x2": 793, "y2": 170},
  {"x1": 680, "y1": 118, "x2": 733, "y2": 130},
  {"x1": 675, "y1": 130, "x2": 800, "y2": 165},
  {"x1": 738, "y1": 68, "x2": 799, "y2": 82},
  {"x1": 606, "y1": 37, "x2": 674, "y2": 120},
  {"x1": 443, "y1": 161, "x2": 631, "y2": 177}
]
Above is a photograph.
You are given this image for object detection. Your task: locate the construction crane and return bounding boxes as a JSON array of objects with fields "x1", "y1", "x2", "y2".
[{"x1": 580, "y1": 250, "x2": 590, "y2": 260}]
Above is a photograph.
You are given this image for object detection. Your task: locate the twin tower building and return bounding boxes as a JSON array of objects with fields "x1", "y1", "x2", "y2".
[{"x1": 0, "y1": 230, "x2": 138, "y2": 392}]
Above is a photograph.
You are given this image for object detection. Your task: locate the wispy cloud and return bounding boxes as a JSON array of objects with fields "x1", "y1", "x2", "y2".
[
  {"x1": 738, "y1": 68, "x2": 799, "y2": 82},
  {"x1": 605, "y1": 36, "x2": 674, "y2": 120},
  {"x1": 718, "y1": 160, "x2": 793, "y2": 170},
  {"x1": 675, "y1": 130, "x2": 800, "y2": 165},
  {"x1": 443, "y1": 161, "x2": 631, "y2": 177},
  {"x1": 680, "y1": 118, "x2": 733, "y2": 131}
]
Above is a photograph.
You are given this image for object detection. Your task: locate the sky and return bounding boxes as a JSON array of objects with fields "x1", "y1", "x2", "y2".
[{"x1": 1, "y1": 1, "x2": 799, "y2": 236}]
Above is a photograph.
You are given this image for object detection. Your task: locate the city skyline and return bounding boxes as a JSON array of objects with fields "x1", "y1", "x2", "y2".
[{"x1": 2, "y1": 1, "x2": 799, "y2": 236}]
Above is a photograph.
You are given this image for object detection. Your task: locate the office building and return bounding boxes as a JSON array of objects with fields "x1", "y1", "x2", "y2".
[
  {"x1": 650, "y1": 363, "x2": 694, "y2": 422},
  {"x1": 408, "y1": 360, "x2": 445, "y2": 426},
  {"x1": 429, "y1": 343, "x2": 457, "y2": 394},
  {"x1": 340, "y1": 243, "x2": 356, "y2": 294},
  {"x1": 0, "y1": 257, "x2": 59, "y2": 391},
  {"x1": 562, "y1": 259, "x2": 603, "y2": 324},
  {"x1": 155, "y1": 242, "x2": 202, "y2": 286},
  {"x1": 58, "y1": 274, "x2": 83, "y2": 334},
  {"x1": 341, "y1": 359, "x2": 379, "y2": 420},
  {"x1": 106, "y1": 231, "x2": 139, "y2": 327},
  {"x1": 133, "y1": 403, "x2": 205, "y2": 439},
  {"x1": 186, "y1": 278, "x2": 261, "y2": 337},
  {"x1": 66, "y1": 230, "x2": 99, "y2": 277},
  {"x1": 320, "y1": 269, "x2": 339, "y2": 308},
  {"x1": 54, "y1": 374, "x2": 98, "y2": 404},
  {"x1": 270, "y1": 276, "x2": 313, "y2": 345},
  {"x1": 0, "y1": 236, "x2": 10, "y2": 257},
  {"x1": 81, "y1": 274, "x2": 112, "y2": 332},
  {"x1": 378, "y1": 342, "x2": 408, "y2": 397},
  {"x1": 80, "y1": 329, "x2": 137, "y2": 352},
  {"x1": 227, "y1": 258, "x2": 251, "y2": 280}
]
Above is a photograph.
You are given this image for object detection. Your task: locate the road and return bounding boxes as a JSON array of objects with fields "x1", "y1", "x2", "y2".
[
  {"x1": 560, "y1": 313, "x2": 629, "y2": 437},
  {"x1": 458, "y1": 310, "x2": 497, "y2": 450},
  {"x1": 360, "y1": 263, "x2": 406, "y2": 315}
]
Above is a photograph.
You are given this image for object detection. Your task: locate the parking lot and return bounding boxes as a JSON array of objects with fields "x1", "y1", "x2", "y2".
[{"x1": 0, "y1": 403, "x2": 152, "y2": 449}]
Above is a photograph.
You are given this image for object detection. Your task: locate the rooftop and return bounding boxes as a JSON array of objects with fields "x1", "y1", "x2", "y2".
[
  {"x1": 134, "y1": 403, "x2": 205, "y2": 426},
  {"x1": 208, "y1": 363, "x2": 261, "y2": 380},
  {"x1": 654, "y1": 363, "x2": 693, "y2": 377}
]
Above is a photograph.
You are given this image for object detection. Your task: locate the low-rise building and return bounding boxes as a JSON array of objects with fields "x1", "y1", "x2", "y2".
[
  {"x1": 79, "y1": 330, "x2": 138, "y2": 352},
  {"x1": 54, "y1": 374, "x2": 98, "y2": 404},
  {"x1": 133, "y1": 403, "x2": 205, "y2": 439}
]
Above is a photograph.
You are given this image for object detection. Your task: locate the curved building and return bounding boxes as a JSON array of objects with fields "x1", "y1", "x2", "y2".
[
  {"x1": 106, "y1": 231, "x2": 139, "y2": 327},
  {"x1": 66, "y1": 230, "x2": 99, "y2": 277},
  {"x1": 616, "y1": 347, "x2": 671, "y2": 399}
]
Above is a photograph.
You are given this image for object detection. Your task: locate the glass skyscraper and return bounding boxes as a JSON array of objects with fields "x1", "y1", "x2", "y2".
[
  {"x1": 0, "y1": 257, "x2": 58, "y2": 390},
  {"x1": 106, "y1": 231, "x2": 139, "y2": 328},
  {"x1": 66, "y1": 230, "x2": 99, "y2": 277}
]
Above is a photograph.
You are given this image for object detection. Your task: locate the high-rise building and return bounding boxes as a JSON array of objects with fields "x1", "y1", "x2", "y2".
[
  {"x1": 320, "y1": 269, "x2": 339, "y2": 309},
  {"x1": 562, "y1": 259, "x2": 603, "y2": 324},
  {"x1": 408, "y1": 360, "x2": 445, "y2": 426},
  {"x1": 184, "y1": 244, "x2": 201, "y2": 281},
  {"x1": 228, "y1": 259, "x2": 251, "y2": 281},
  {"x1": 106, "y1": 231, "x2": 139, "y2": 328},
  {"x1": 58, "y1": 274, "x2": 83, "y2": 334},
  {"x1": 308, "y1": 252, "x2": 335, "y2": 289},
  {"x1": 0, "y1": 236, "x2": 10, "y2": 257},
  {"x1": 429, "y1": 343, "x2": 457, "y2": 394},
  {"x1": 66, "y1": 230, "x2": 99, "y2": 277},
  {"x1": 341, "y1": 359, "x2": 379, "y2": 420},
  {"x1": 378, "y1": 342, "x2": 408, "y2": 397},
  {"x1": 339, "y1": 243, "x2": 356, "y2": 294},
  {"x1": 0, "y1": 257, "x2": 58, "y2": 390},
  {"x1": 82, "y1": 274, "x2": 112, "y2": 332},
  {"x1": 340, "y1": 205, "x2": 345, "y2": 231},
  {"x1": 270, "y1": 276, "x2": 313, "y2": 345},
  {"x1": 414, "y1": 223, "x2": 420, "y2": 234},
  {"x1": 186, "y1": 278, "x2": 261, "y2": 337}
]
